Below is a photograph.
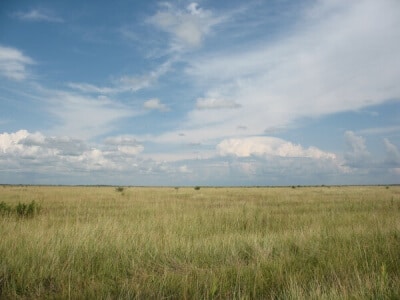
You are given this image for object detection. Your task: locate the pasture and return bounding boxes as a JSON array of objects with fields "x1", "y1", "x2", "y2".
[{"x1": 0, "y1": 185, "x2": 399, "y2": 299}]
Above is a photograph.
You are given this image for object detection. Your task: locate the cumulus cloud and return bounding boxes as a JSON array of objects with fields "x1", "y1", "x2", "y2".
[
  {"x1": 143, "y1": 98, "x2": 169, "y2": 112},
  {"x1": 344, "y1": 131, "x2": 370, "y2": 167},
  {"x1": 337, "y1": 132, "x2": 400, "y2": 181},
  {"x1": 1, "y1": 130, "x2": 397, "y2": 185},
  {"x1": 0, "y1": 130, "x2": 89, "y2": 167},
  {"x1": 179, "y1": 165, "x2": 191, "y2": 173},
  {"x1": 0, "y1": 130, "x2": 148, "y2": 176},
  {"x1": 0, "y1": 130, "x2": 30, "y2": 153},
  {"x1": 0, "y1": 45, "x2": 34, "y2": 81},
  {"x1": 21, "y1": 134, "x2": 88, "y2": 156},
  {"x1": 0, "y1": 130, "x2": 90, "y2": 158},
  {"x1": 217, "y1": 136, "x2": 336, "y2": 160},
  {"x1": 104, "y1": 136, "x2": 144, "y2": 156},
  {"x1": 104, "y1": 136, "x2": 140, "y2": 146},
  {"x1": 13, "y1": 9, "x2": 64, "y2": 23},
  {"x1": 383, "y1": 138, "x2": 400, "y2": 166}
]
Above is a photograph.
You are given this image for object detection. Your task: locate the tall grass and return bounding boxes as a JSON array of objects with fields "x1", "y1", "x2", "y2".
[{"x1": 0, "y1": 185, "x2": 399, "y2": 298}]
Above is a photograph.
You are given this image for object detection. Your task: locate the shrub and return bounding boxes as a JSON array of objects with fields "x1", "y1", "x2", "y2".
[
  {"x1": 0, "y1": 201, "x2": 12, "y2": 216},
  {"x1": 16, "y1": 201, "x2": 40, "y2": 218},
  {"x1": 115, "y1": 187, "x2": 124, "y2": 193},
  {"x1": 194, "y1": 186, "x2": 201, "y2": 190}
]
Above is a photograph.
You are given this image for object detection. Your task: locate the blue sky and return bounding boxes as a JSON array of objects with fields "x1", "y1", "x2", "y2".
[{"x1": 0, "y1": 0, "x2": 399, "y2": 186}]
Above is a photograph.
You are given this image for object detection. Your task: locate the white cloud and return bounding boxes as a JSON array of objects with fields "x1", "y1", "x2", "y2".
[
  {"x1": 116, "y1": 146, "x2": 143, "y2": 156},
  {"x1": 104, "y1": 135, "x2": 140, "y2": 146},
  {"x1": 0, "y1": 130, "x2": 396, "y2": 185},
  {"x1": 143, "y1": 98, "x2": 169, "y2": 112},
  {"x1": 43, "y1": 90, "x2": 135, "y2": 139},
  {"x1": 383, "y1": 138, "x2": 400, "y2": 166},
  {"x1": 358, "y1": 125, "x2": 400, "y2": 136},
  {"x1": 67, "y1": 59, "x2": 172, "y2": 95},
  {"x1": 217, "y1": 136, "x2": 336, "y2": 160},
  {"x1": 179, "y1": 0, "x2": 400, "y2": 142},
  {"x1": 2, "y1": 2, "x2": 399, "y2": 185},
  {"x1": 14, "y1": 9, "x2": 63, "y2": 23},
  {"x1": 76, "y1": 149, "x2": 114, "y2": 170},
  {"x1": 333, "y1": 132, "x2": 400, "y2": 179},
  {"x1": 344, "y1": 131, "x2": 370, "y2": 165},
  {"x1": 0, "y1": 45, "x2": 34, "y2": 81},
  {"x1": 0, "y1": 130, "x2": 30, "y2": 153},
  {"x1": 0, "y1": 130, "x2": 146, "y2": 174},
  {"x1": 147, "y1": 2, "x2": 225, "y2": 51},
  {"x1": 196, "y1": 97, "x2": 241, "y2": 110},
  {"x1": 104, "y1": 136, "x2": 144, "y2": 156},
  {"x1": 66, "y1": 83, "x2": 115, "y2": 94},
  {"x1": 179, "y1": 165, "x2": 191, "y2": 173},
  {"x1": 0, "y1": 130, "x2": 91, "y2": 159},
  {"x1": 0, "y1": 45, "x2": 169, "y2": 140}
]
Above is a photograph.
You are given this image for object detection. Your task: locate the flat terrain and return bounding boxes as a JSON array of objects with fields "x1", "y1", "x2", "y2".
[{"x1": 0, "y1": 185, "x2": 399, "y2": 299}]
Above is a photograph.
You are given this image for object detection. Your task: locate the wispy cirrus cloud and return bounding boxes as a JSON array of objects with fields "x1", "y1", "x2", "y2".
[
  {"x1": 176, "y1": 0, "x2": 400, "y2": 144},
  {"x1": 2, "y1": 1, "x2": 399, "y2": 186},
  {"x1": 147, "y1": 2, "x2": 226, "y2": 52},
  {"x1": 357, "y1": 125, "x2": 400, "y2": 136},
  {"x1": 42, "y1": 90, "x2": 135, "y2": 139},
  {"x1": 0, "y1": 43, "x2": 167, "y2": 141},
  {"x1": 196, "y1": 97, "x2": 241, "y2": 110},
  {"x1": 14, "y1": 9, "x2": 64, "y2": 23},
  {"x1": 143, "y1": 98, "x2": 169, "y2": 112},
  {"x1": 66, "y1": 83, "x2": 115, "y2": 95},
  {"x1": 67, "y1": 59, "x2": 173, "y2": 95},
  {"x1": 0, "y1": 45, "x2": 34, "y2": 81}
]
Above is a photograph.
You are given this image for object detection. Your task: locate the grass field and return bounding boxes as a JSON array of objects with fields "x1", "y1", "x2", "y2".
[{"x1": 0, "y1": 185, "x2": 399, "y2": 299}]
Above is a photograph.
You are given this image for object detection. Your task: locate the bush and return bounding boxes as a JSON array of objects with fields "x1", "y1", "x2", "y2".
[
  {"x1": 0, "y1": 201, "x2": 12, "y2": 216},
  {"x1": 16, "y1": 201, "x2": 40, "y2": 218},
  {"x1": 0, "y1": 201, "x2": 41, "y2": 218},
  {"x1": 115, "y1": 187, "x2": 124, "y2": 193},
  {"x1": 194, "y1": 186, "x2": 201, "y2": 191}
]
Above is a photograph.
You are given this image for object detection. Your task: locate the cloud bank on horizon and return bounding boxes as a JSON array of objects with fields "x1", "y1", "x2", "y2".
[{"x1": 0, "y1": 0, "x2": 399, "y2": 185}]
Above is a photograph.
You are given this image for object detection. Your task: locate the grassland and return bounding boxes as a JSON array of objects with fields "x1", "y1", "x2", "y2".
[{"x1": 0, "y1": 185, "x2": 399, "y2": 299}]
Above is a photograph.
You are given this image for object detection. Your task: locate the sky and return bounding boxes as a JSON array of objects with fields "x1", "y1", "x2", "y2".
[{"x1": 0, "y1": 0, "x2": 399, "y2": 186}]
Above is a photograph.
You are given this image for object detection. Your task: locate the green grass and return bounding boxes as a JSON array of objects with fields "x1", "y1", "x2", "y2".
[{"x1": 0, "y1": 185, "x2": 399, "y2": 299}]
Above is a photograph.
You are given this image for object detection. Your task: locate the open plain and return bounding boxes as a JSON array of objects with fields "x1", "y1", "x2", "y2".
[{"x1": 0, "y1": 185, "x2": 399, "y2": 299}]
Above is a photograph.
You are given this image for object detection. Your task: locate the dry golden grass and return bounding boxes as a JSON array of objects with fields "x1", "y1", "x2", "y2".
[{"x1": 0, "y1": 185, "x2": 399, "y2": 299}]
